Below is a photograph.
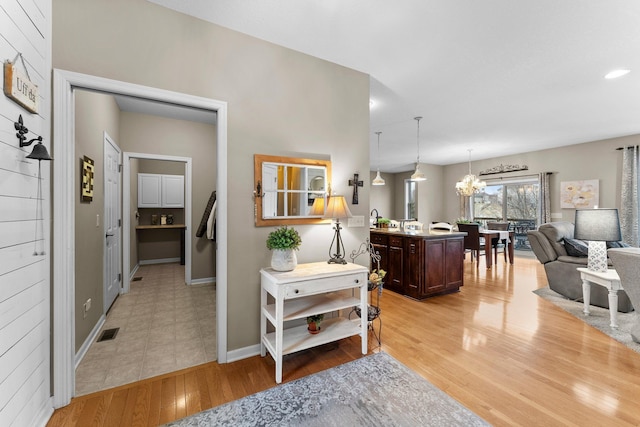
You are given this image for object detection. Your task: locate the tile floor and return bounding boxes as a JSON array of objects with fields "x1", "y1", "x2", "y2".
[{"x1": 75, "y1": 263, "x2": 216, "y2": 396}]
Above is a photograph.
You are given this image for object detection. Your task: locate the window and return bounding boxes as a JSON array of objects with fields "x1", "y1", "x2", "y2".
[
  {"x1": 405, "y1": 180, "x2": 416, "y2": 219},
  {"x1": 472, "y1": 177, "x2": 539, "y2": 249}
]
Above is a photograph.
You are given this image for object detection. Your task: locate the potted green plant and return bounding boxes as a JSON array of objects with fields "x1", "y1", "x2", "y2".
[
  {"x1": 377, "y1": 218, "x2": 391, "y2": 229},
  {"x1": 267, "y1": 226, "x2": 302, "y2": 271},
  {"x1": 306, "y1": 314, "x2": 324, "y2": 334}
]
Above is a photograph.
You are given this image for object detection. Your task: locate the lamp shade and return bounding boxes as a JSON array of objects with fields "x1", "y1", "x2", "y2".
[
  {"x1": 372, "y1": 170, "x2": 385, "y2": 186},
  {"x1": 410, "y1": 163, "x2": 426, "y2": 182},
  {"x1": 574, "y1": 208, "x2": 621, "y2": 242},
  {"x1": 309, "y1": 197, "x2": 325, "y2": 216},
  {"x1": 323, "y1": 195, "x2": 352, "y2": 219}
]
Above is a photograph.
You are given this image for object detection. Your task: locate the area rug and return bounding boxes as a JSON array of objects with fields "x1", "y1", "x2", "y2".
[
  {"x1": 164, "y1": 352, "x2": 489, "y2": 427},
  {"x1": 534, "y1": 287, "x2": 640, "y2": 354}
]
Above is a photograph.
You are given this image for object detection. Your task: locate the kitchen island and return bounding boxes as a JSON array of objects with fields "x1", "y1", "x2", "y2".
[{"x1": 370, "y1": 228, "x2": 466, "y2": 300}]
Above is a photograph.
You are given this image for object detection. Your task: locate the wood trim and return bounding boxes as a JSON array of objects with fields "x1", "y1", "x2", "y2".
[
  {"x1": 52, "y1": 69, "x2": 229, "y2": 408},
  {"x1": 253, "y1": 153, "x2": 332, "y2": 227}
]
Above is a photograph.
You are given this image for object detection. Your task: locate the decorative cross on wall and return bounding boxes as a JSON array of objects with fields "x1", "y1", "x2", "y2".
[{"x1": 349, "y1": 173, "x2": 364, "y2": 204}]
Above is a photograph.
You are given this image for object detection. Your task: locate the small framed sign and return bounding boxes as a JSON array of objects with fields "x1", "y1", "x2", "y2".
[
  {"x1": 3, "y1": 60, "x2": 39, "y2": 113},
  {"x1": 81, "y1": 156, "x2": 95, "y2": 202}
]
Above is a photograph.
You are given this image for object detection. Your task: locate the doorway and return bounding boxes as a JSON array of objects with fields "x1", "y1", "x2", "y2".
[{"x1": 52, "y1": 70, "x2": 228, "y2": 407}]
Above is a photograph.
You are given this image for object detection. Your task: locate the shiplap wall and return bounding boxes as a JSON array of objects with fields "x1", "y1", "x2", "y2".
[{"x1": 0, "y1": 0, "x2": 53, "y2": 426}]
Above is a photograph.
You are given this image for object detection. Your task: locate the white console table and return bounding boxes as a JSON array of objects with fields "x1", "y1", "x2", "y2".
[{"x1": 260, "y1": 262, "x2": 368, "y2": 383}]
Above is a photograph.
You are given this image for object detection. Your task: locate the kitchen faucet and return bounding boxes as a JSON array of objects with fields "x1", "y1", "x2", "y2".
[{"x1": 370, "y1": 209, "x2": 381, "y2": 226}]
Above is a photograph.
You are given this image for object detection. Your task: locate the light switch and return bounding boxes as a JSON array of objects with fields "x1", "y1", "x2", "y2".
[{"x1": 348, "y1": 216, "x2": 365, "y2": 227}]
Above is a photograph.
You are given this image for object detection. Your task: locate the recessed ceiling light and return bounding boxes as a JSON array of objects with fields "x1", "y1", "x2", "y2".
[{"x1": 605, "y1": 69, "x2": 630, "y2": 79}]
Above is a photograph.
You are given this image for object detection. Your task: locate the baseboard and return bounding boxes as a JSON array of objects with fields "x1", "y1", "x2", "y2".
[
  {"x1": 139, "y1": 257, "x2": 180, "y2": 265},
  {"x1": 75, "y1": 314, "x2": 106, "y2": 369},
  {"x1": 129, "y1": 263, "x2": 139, "y2": 280},
  {"x1": 226, "y1": 344, "x2": 261, "y2": 363},
  {"x1": 33, "y1": 397, "x2": 54, "y2": 427},
  {"x1": 190, "y1": 276, "x2": 216, "y2": 286}
]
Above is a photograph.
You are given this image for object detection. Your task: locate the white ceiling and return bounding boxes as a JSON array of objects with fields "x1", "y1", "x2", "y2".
[{"x1": 149, "y1": 0, "x2": 640, "y2": 172}]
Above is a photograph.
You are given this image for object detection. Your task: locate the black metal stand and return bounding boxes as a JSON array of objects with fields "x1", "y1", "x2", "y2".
[
  {"x1": 349, "y1": 239, "x2": 383, "y2": 347},
  {"x1": 327, "y1": 219, "x2": 347, "y2": 264}
]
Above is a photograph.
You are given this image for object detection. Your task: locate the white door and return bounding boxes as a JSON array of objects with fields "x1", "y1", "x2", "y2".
[{"x1": 104, "y1": 133, "x2": 121, "y2": 313}]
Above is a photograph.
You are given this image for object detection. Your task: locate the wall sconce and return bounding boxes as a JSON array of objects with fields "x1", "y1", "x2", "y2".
[
  {"x1": 15, "y1": 114, "x2": 52, "y2": 160},
  {"x1": 15, "y1": 114, "x2": 52, "y2": 255}
]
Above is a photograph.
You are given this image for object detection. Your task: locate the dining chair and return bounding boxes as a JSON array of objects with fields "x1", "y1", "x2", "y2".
[
  {"x1": 429, "y1": 221, "x2": 453, "y2": 231},
  {"x1": 403, "y1": 221, "x2": 424, "y2": 232},
  {"x1": 487, "y1": 221, "x2": 509, "y2": 263},
  {"x1": 456, "y1": 223, "x2": 485, "y2": 267}
]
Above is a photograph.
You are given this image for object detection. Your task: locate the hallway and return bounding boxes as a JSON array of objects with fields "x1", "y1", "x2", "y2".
[{"x1": 75, "y1": 263, "x2": 216, "y2": 396}]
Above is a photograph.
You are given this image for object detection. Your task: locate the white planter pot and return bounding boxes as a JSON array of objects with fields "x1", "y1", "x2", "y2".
[{"x1": 271, "y1": 249, "x2": 297, "y2": 272}]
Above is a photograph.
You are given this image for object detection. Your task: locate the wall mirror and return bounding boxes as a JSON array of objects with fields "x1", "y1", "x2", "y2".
[{"x1": 254, "y1": 154, "x2": 331, "y2": 226}]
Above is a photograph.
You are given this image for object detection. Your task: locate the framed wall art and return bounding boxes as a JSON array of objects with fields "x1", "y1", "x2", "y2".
[
  {"x1": 81, "y1": 156, "x2": 95, "y2": 202},
  {"x1": 560, "y1": 179, "x2": 599, "y2": 209}
]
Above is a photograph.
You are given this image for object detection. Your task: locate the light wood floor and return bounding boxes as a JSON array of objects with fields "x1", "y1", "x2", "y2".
[{"x1": 48, "y1": 257, "x2": 640, "y2": 426}]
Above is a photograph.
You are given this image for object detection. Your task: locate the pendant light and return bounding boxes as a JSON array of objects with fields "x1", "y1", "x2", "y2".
[
  {"x1": 372, "y1": 131, "x2": 386, "y2": 186},
  {"x1": 455, "y1": 149, "x2": 486, "y2": 196},
  {"x1": 410, "y1": 116, "x2": 426, "y2": 181}
]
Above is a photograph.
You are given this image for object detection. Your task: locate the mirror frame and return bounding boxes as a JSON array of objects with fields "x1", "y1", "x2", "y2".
[{"x1": 254, "y1": 154, "x2": 332, "y2": 227}]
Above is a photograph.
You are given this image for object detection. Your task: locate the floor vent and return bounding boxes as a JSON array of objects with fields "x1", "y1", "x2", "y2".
[
  {"x1": 97, "y1": 328, "x2": 119, "y2": 342},
  {"x1": 132, "y1": 277, "x2": 143, "y2": 282}
]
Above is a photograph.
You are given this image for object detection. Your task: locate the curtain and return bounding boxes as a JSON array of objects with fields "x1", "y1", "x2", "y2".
[
  {"x1": 538, "y1": 172, "x2": 552, "y2": 224},
  {"x1": 620, "y1": 146, "x2": 639, "y2": 246}
]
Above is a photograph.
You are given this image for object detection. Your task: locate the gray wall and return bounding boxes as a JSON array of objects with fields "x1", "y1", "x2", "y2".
[
  {"x1": 442, "y1": 134, "x2": 640, "y2": 223},
  {"x1": 74, "y1": 90, "x2": 120, "y2": 351},
  {"x1": 121, "y1": 113, "x2": 217, "y2": 280},
  {"x1": 371, "y1": 133, "x2": 640, "y2": 228},
  {"x1": 54, "y1": 0, "x2": 370, "y2": 352},
  {"x1": 369, "y1": 171, "x2": 395, "y2": 222}
]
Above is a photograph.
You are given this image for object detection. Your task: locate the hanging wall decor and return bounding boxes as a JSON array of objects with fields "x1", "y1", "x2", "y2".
[
  {"x1": 81, "y1": 156, "x2": 95, "y2": 202},
  {"x1": 3, "y1": 54, "x2": 39, "y2": 113},
  {"x1": 560, "y1": 179, "x2": 599, "y2": 209}
]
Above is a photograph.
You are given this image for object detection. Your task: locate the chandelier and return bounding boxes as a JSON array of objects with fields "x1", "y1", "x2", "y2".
[{"x1": 455, "y1": 149, "x2": 486, "y2": 196}]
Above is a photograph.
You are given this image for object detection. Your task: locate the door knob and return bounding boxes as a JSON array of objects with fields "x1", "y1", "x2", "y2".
[{"x1": 106, "y1": 232, "x2": 114, "y2": 238}]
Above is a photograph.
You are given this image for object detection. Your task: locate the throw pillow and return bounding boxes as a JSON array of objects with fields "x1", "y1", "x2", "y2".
[
  {"x1": 564, "y1": 238, "x2": 589, "y2": 257},
  {"x1": 606, "y1": 241, "x2": 631, "y2": 249}
]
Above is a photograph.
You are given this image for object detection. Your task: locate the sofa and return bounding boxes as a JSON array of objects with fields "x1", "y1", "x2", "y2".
[
  {"x1": 528, "y1": 221, "x2": 633, "y2": 312},
  {"x1": 608, "y1": 248, "x2": 640, "y2": 341}
]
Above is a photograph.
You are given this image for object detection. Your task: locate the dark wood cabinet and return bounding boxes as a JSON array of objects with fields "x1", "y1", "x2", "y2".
[
  {"x1": 370, "y1": 232, "x2": 388, "y2": 276},
  {"x1": 386, "y1": 236, "x2": 404, "y2": 294},
  {"x1": 370, "y1": 230, "x2": 464, "y2": 299}
]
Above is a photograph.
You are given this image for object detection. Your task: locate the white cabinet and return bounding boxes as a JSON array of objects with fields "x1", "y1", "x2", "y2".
[
  {"x1": 138, "y1": 173, "x2": 184, "y2": 208},
  {"x1": 260, "y1": 262, "x2": 368, "y2": 383}
]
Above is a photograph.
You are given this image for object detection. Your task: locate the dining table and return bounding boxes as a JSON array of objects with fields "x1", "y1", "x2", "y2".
[{"x1": 480, "y1": 229, "x2": 515, "y2": 269}]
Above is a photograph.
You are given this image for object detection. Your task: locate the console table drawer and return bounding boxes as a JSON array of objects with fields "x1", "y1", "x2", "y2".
[{"x1": 284, "y1": 273, "x2": 363, "y2": 298}]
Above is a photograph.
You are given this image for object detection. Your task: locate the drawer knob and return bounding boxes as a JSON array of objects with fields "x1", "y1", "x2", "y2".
[
  {"x1": 294, "y1": 289, "x2": 299, "y2": 294},
  {"x1": 355, "y1": 279, "x2": 359, "y2": 284}
]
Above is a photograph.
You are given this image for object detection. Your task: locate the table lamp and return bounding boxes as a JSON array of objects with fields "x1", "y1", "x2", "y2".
[
  {"x1": 574, "y1": 208, "x2": 621, "y2": 273},
  {"x1": 323, "y1": 195, "x2": 353, "y2": 264}
]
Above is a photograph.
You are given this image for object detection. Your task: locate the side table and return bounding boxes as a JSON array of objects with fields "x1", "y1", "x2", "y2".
[
  {"x1": 578, "y1": 267, "x2": 623, "y2": 329},
  {"x1": 260, "y1": 262, "x2": 368, "y2": 383}
]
